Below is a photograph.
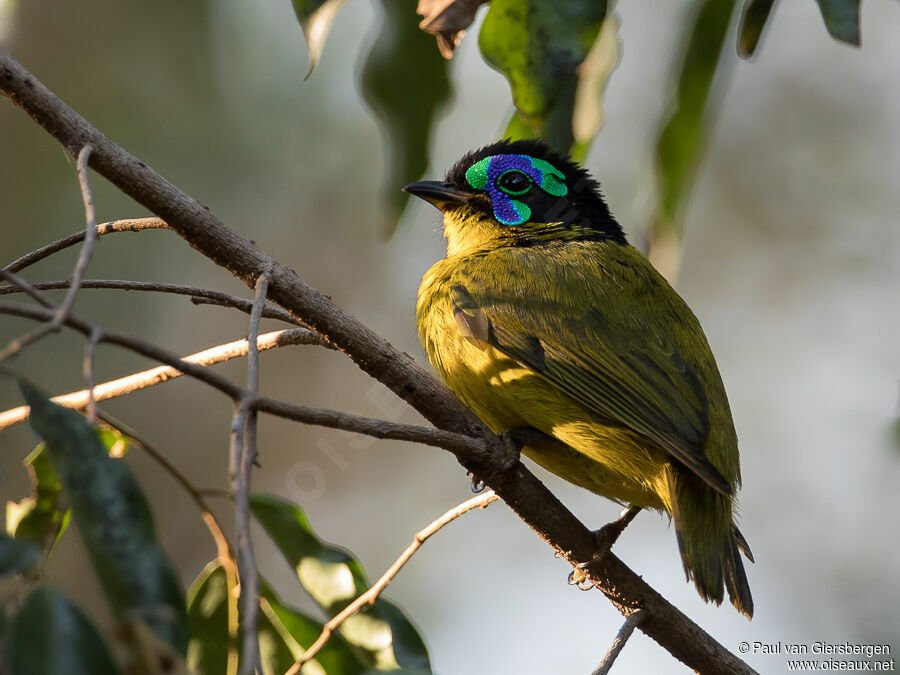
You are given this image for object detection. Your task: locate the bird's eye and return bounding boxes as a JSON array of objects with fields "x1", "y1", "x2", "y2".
[{"x1": 497, "y1": 170, "x2": 532, "y2": 196}]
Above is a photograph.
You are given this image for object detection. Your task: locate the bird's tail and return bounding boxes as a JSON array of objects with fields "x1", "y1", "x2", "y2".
[{"x1": 666, "y1": 467, "x2": 754, "y2": 618}]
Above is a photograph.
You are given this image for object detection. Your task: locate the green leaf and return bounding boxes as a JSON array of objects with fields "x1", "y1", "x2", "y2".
[
  {"x1": 480, "y1": 0, "x2": 610, "y2": 155},
  {"x1": 737, "y1": 0, "x2": 776, "y2": 58},
  {"x1": 259, "y1": 578, "x2": 367, "y2": 674},
  {"x1": 651, "y1": 0, "x2": 739, "y2": 277},
  {"x1": 187, "y1": 561, "x2": 366, "y2": 675},
  {"x1": 291, "y1": 0, "x2": 350, "y2": 79},
  {"x1": 250, "y1": 493, "x2": 431, "y2": 671},
  {"x1": 6, "y1": 444, "x2": 71, "y2": 557},
  {"x1": 0, "y1": 533, "x2": 40, "y2": 576},
  {"x1": 186, "y1": 561, "x2": 235, "y2": 674},
  {"x1": 1, "y1": 587, "x2": 119, "y2": 675},
  {"x1": 814, "y1": 0, "x2": 860, "y2": 46},
  {"x1": 20, "y1": 380, "x2": 189, "y2": 659},
  {"x1": 361, "y1": 0, "x2": 452, "y2": 237}
]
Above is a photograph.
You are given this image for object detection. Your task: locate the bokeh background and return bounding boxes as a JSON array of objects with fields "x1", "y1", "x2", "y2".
[{"x1": 1, "y1": 1, "x2": 899, "y2": 672}]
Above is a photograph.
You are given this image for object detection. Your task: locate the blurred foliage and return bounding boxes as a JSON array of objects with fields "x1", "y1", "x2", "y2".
[
  {"x1": 737, "y1": 0, "x2": 776, "y2": 58},
  {"x1": 813, "y1": 0, "x2": 861, "y2": 45},
  {"x1": 361, "y1": 0, "x2": 452, "y2": 237},
  {"x1": 649, "y1": 0, "x2": 738, "y2": 279},
  {"x1": 1, "y1": 587, "x2": 119, "y2": 675},
  {"x1": 479, "y1": 0, "x2": 611, "y2": 158},
  {"x1": 739, "y1": 0, "x2": 860, "y2": 58},
  {"x1": 250, "y1": 493, "x2": 431, "y2": 671},
  {"x1": 9, "y1": 382, "x2": 189, "y2": 669},
  {"x1": 292, "y1": 0, "x2": 351, "y2": 79}
]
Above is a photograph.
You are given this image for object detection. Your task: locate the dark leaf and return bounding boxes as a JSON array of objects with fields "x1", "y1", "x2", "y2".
[
  {"x1": 20, "y1": 380, "x2": 189, "y2": 659},
  {"x1": 1, "y1": 587, "x2": 119, "y2": 675},
  {"x1": 291, "y1": 0, "x2": 349, "y2": 79},
  {"x1": 250, "y1": 493, "x2": 432, "y2": 671},
  {"x1": 737, "y1": 0, "x2": 776, "y2": 58},
  {"x1": 479, "y1": 0, "x2": 610, "y2": 155},
  {"x1": 362, "y1": 0, "x2": 452, "y2": 237},
  {"x1": 186, "y1": 561, "x2": 235, "y2": 674},
  {"x1": 814, "y1": 0, "x2": 860, "y2": 46},
  {"x1": 651, "y1": 0, "x2": 739, "y2": 278},
  {"x1": 0, "y1": 533, "x2": 40, "y2": 576}
]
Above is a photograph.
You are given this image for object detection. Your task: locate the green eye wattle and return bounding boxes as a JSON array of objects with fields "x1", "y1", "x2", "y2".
[{"x1": 497, "y1": 170, "x2": 532, "y2": 196}]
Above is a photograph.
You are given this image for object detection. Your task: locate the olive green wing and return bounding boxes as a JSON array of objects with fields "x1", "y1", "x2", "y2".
[{"x1": 450, "y1": 263, "x2": 732, "y2": 496}]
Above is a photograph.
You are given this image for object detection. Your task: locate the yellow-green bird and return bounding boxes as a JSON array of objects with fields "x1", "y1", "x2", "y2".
[{"x1": 406, "y1": 139, "x2": 753, "y2": 617}]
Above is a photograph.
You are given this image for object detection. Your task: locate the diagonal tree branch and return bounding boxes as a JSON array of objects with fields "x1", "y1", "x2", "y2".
[{"x1": 0, "y1": 52, "x2": 756, "y2": 675}]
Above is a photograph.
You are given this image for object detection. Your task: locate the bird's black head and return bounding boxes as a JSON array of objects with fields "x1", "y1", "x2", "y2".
[{"x1": 404, "y1": 139, "x2": 626, "y2": 254}]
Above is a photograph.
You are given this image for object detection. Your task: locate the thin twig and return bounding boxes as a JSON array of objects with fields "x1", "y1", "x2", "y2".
[
  {"x1": 0, "y1": 279, "x2": 310, "y2": 328},
  {"x1": 0, "y1": 146, "x2": 99, "y2": 361},
  {"x1": 0, "y1": 327, "x2": 320, "y2": 430},
  {"x1": 3, "y1": 218, "x2": 169, "y2": 274},
  {"x1": 287, "y1": 491, "x2": 499, "y2": 674},
  {"x1": 592, "y1": 609, "x2": 647, "y2": 675},
  {"x1": 82, "y1": 326, "x2": 102, "y2": 425},
  {"x1": 0, "y1": 269, "x2": 54, "y2": 308},
  {"x1": 94, "y1": 410, "x2": 233, "y2": 562},
  {"x1": 233, "y1": 273, "x2": 268, "y2": 675}
]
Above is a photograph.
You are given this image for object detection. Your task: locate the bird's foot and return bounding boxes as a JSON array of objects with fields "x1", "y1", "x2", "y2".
[
  {"x1": 466, "y1": 427, "x2": 536, "y2": 493},
  {"x1": 568, "y1": 505, "x2": 643, "y2": 591}
]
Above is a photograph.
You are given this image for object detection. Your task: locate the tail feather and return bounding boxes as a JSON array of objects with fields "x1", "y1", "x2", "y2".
[
  {"x1": 666, "y1": 466, "x2": 754, "y2": 617},
  {"x1": 724, "y1": 530, "x2": 754, "y2": 618}
]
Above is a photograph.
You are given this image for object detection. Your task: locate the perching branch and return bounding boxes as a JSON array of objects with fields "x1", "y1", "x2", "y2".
[
  {"x1": 287, "y1": 491, "x2": 500, "y2": 674},
  {"x1": 0, "y1": 53, "x2": 756, "y2": 675}
]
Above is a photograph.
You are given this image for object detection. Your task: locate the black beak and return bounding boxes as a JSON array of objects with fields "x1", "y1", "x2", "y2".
[{"x1": 403, "y1": 180, "x2": 475, "y2": 211}]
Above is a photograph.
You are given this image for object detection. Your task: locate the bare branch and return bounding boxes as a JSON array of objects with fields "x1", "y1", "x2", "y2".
[
  {"x1": 592, "y1": 609, "x2": 647, "y2": 675},
  {"x1": 82, "y1": 326, "x2": 101, "y2": 425},
  {"x1": 231, "y1": 273, "x2": 268, "y2": 675},
  {"x1": 0, "y1": 279, "x2": 310, "y2": 328},
  {"x1": 0, "y1": 53, "x2": 757, "y2": 675},
  {"x1": 3, "y1": 218, "x2": 169, "y2": 274},
  {"x1": 287, "y1": 491, "x2": 499, "y2": 674}
]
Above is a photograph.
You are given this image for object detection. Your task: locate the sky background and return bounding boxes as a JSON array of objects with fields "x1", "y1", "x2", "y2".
[{"x1": 1, "y1": 1, "x2": 899, "y2": 673}]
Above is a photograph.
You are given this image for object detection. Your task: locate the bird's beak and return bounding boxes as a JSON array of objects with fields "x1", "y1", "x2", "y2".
[{"x1": 403, "y1": 180, "x2": 475, "y2": 211}]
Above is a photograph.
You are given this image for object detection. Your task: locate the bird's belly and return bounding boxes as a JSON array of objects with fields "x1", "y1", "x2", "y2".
[{"x1": 432, "y1": 331, "x2": 669, "y2": 510}]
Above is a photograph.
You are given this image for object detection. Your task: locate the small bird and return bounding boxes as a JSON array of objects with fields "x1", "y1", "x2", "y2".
[{"x1": 406, "y1": 139, "x2": 753, "y2": 617}]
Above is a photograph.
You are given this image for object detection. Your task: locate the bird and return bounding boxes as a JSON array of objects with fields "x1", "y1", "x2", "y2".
[{"x1": 405, "y1": 138, "x2": 753, "y2": 617}]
